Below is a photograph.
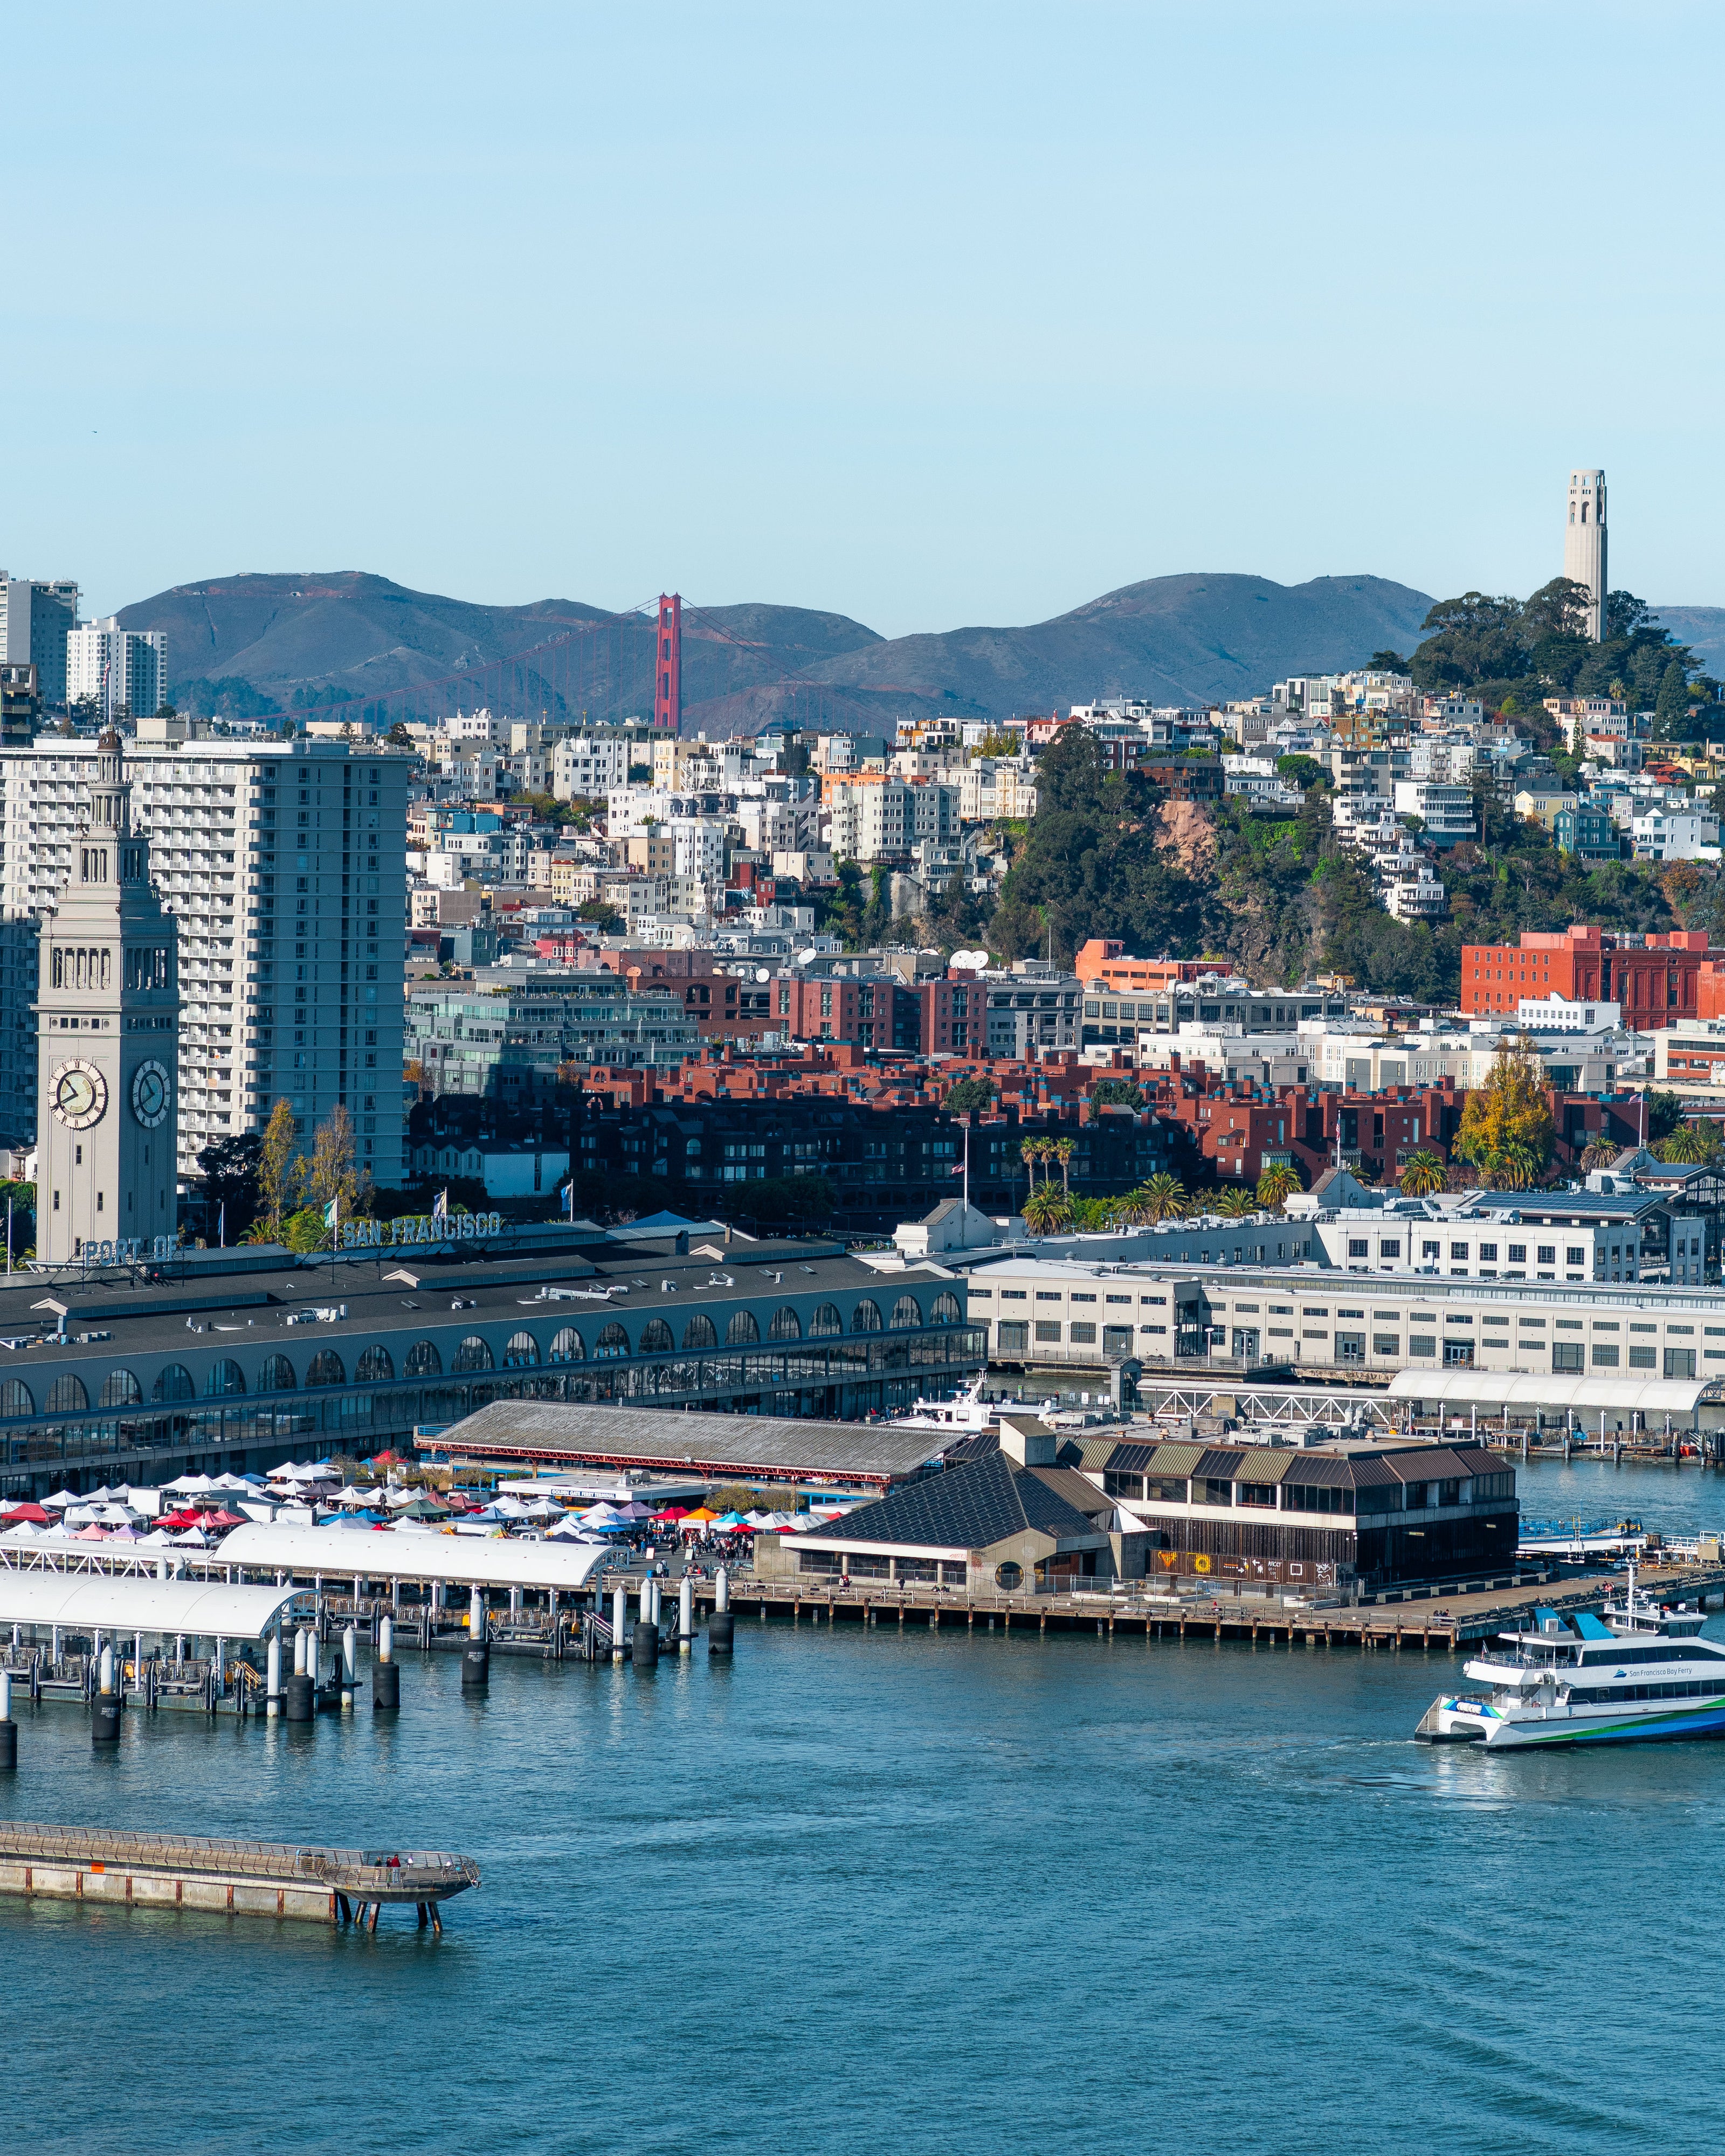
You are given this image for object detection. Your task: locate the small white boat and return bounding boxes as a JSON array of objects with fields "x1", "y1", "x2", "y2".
[
  {"x1": 1417, "y1": 1566, "x2": 1725, "y2": 1748},
  {"x1": 885, "y1": 1376, "x2": 1001, "y2": 1437}
]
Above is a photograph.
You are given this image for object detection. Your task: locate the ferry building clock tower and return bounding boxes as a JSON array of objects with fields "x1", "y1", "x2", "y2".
[{"x1": 37, "y1": 730, "x2": 180, "y2": 1263}]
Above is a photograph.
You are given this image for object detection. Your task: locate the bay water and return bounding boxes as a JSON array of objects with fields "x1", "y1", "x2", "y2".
[{"x1": 3, "y1": 1453, "x2": 1722, "y2": 2155}]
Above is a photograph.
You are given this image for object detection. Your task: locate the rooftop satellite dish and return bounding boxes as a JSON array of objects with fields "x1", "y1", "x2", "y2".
[
  {"x1": 951, "y1": 949, "x2": 991, "y2": 971},
  {"x1": 756, "y1": 968, "x2": 770, "y2": 983},
  {"x1": 796, "y1": 948, "x2": 818, "y2": 965}
]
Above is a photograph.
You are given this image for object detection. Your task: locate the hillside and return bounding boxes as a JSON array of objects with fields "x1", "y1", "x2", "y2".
[
  {"x1": 118, "y1": 568, "x2": 1433, "y2": 730},
  {"x1": 1650, "y1": 606, "x2": 1725, "y2": 682}
]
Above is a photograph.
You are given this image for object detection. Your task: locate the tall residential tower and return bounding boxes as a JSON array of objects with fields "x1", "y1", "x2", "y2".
[{"x1": 1564, "y1": 469, "x2": 1607, "y2": 642}]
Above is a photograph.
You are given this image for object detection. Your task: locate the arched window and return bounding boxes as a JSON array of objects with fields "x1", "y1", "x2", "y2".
[
  {"x1": 889, "y1": 1296, "x2": 921, "y2": 1330},
  {"x1": 204, "y1": 1359, "x2": 246, "y2": 1396},
  {"x1": 356, "y1": 1345, "x2": 394, "y2": 1383},
  {"x1": 306, "y1": 1350, "x2": 347, "y2": 1387},
  {"x1": 851, "y1": 1299, "x2": 882, "y2": 1334},
  {"x1": 807, "y1": 1303, "x2": 842, "y2": 1338},
  {"x1": 680, "y1": 1314, "x2": 717, "y2": 1351},
  {"x1": 151, "y1": 1364, "x2": 194, "y2": 1403},
  {"x1": 0, "y1": 1379, "x2": 33, "y2": 1418},
  {"x1": 453, "y1": 1336, "x2": 493, "y2": 1373},
  {"x1": 930, "y1": 1291, "x2": 962, "y2": 1325},
  {"x1": 47, "y1": 1374, "x2": 88, "y2": 1415},
  {"x1": 726, "y1": 1310, "x2": 760, "y2": 1346},
  {"x1": 548, "y1": 1327, "x2": 584, "y2": 1364},
  {"x1": 594, "y1": 1323, "x2": 630, "y2": 1360},
  {"x1": 769, "y1": 1306, "x2": 802, "y2": 1342},
  {"x1": 503, "y1": 1332, "x2": 539, "y2": 1368},
  {"x1": 98, "y1": 1369, "x2": 141, "y2": 1408},
  {"x1": 638, "y1": 1318, "x2": 674, "y2": 1354},
  {"x1": 259, "y1": 1355, "x2": 295, "y2": 1392},
  {"x1": 405, "y1": 1339, "x2": 441, "y2": 1378}
]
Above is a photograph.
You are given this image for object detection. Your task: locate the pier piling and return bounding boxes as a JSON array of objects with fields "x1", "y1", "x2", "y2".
[
  {"x1": 461, "y1": 1591, "x2": 489, "y2": 1691},
  {"x1": 374, "y1": 1618, "x2": 399, "y2": 1711},
  {"x1": 678, "y1": 1575, "x2": 693, "y2": 1655},
  {"x1": 708, "y1": 1610, "x2": 734, "y2": 1656}
]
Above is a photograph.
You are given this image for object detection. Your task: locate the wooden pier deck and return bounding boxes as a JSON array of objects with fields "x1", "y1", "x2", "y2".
[
  {"x1": 0, "y1": 1822, "x2": 479, "y2": 1929},
  {"x1": 708, "y1": 1565, "x2": 1725, "y2": 1653}
]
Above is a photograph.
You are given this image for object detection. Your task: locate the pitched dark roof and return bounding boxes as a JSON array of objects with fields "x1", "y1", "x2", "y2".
[
  {"x1": 1023, "y1": 1467, "x2": 1114, "y2": 1524},
  {"x1": 813, "y1": 1450, "x2": 1104, "y2": 1552}
]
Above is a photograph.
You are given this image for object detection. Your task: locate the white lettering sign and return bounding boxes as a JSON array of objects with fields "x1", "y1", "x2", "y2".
[{"x1": 341, "y1": 1212, "x2": 503, "y2": 1250}]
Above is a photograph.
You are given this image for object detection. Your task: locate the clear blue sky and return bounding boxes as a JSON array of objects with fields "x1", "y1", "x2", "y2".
[{"x1": 10, "y1": 2, "x2": 1722, "y2": 635}]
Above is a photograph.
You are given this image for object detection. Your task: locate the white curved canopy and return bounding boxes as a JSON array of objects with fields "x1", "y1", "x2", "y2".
[
  {"x1": 0, "y1": 1573, "x2": 303, "y2": 1639},
  {"x1": 217, "y1": 1523, "x2": 612, "y2": 1591},
  {"x1": 1386, "y1": 1370, "x2": 1712, "y2": 1415}
]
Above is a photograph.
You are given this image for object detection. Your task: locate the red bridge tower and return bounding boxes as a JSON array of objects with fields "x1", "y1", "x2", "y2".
[{"x1": 653, "y1": 592, "x2": 682, "y2": 732}]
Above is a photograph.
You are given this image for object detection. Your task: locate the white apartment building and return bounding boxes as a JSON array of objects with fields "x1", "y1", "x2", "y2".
[
  {"x1": 66, "y1": 618, "x2": 168, "y2": 723},
  {"x1": 553, "y1": 734, "x2": 633, "y2": 800},
  {"x1": 0, "y1": 738, "x2": 407, "y2": 1184},
  {"x1": 958, "y1": 758, "x2": 1039, "y2": 823},
  {"x1": 824, "y1": 776, "x2": 957, "y2": 863},
  {"x1": 1392, "y1": 780, "x2": 1476, "y2": 846},
  {"x1": 1632, "y1": 808, "x2": 1720, "y2": 862}
]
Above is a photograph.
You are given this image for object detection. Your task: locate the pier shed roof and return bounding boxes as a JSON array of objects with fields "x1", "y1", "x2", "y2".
[
  {"x1": 1386, "y1": 1370, "x2": 1714, "y2": 1416},
  {"x1": 790, "y1": 1451, "x2": 1106, "y2": 1554},
  {"x1": 216, "y1": 1523, "x2": 613, "y2": 1592},
  {"x1": 0, "y1": 1572, "x2": 303, "y2": 1640},
  {"x1": 437, "y1": 1402, "x2": 949, "y2": 1488}
]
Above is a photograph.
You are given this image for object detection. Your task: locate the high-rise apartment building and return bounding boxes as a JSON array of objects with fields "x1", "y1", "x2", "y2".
[
  {"x1": 66, "y1": 617, "x2": 168, "y2": 722},
  {"x1": 0, "y1": 737, "x2": 408, "y2": 1184},
  {"x1": 1564, "y1": 469, "x2": 1607, "y2": 642},
  {"x1": 0, "y1": 575, "x2": 79, "y2": 708}
]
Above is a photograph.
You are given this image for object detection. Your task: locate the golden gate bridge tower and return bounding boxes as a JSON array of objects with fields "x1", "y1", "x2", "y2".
[{"x1": 653, "y1": 592, "x2": 682, "y2": 731}]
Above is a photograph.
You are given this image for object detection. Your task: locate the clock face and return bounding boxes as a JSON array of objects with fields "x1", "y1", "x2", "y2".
[
  {"x1": 132, "y1": 1060, "x2": 171, "y2": 1129},
  {"x1": 51, "y1": 1060, "x2": 107, "y2": 1131}
]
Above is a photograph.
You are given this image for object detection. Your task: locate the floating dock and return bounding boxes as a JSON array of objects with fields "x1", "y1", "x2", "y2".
[{"x1": 0, "y1": 1822, "x2": 479, "y2": 1929}]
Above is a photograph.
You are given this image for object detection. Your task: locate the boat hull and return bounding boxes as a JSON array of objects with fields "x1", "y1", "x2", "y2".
[{"x1": 1419, "y1": 1694, "x2": 1725, "y2": 1747}]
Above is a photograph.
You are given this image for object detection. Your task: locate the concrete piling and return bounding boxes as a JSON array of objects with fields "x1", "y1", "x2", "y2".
[
  {"x1": 461, "y1": 1590, "x2": 489, "y2": 1691},
  {"x1": 707, "y1": 1611, "x2": 734, "y2": 1655},
  {"x1": 341, "y1": 1626, "x2": 356, "y2": 1710},
  {"x1": 611, "y1": 1584, "x2": 627, "y2": 1663},
  {"x1": 678, "y1": 1574, "x2": 693, "y2": 1655},
  {"x1": 0, "y1": 1671, "x2": 14, "y2": 1771},
  {"x1": 715, "y1": 1567, "x2": 729, "y2": 1614},
  {"x1": 374, "y1": 1616, "x2": 399, "y2": 1710},
  {"x1": 92, "y1": 1647, "x2": 121, "y2": 1746},
  {"x1": 266, "y1": 1632, "x2": 281, "y2": 1719},
  {"x1": 631, "y1": 1612, "x2": 658, "y2": 1668}
]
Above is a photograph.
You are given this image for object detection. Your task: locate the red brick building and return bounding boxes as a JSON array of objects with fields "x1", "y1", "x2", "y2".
[{"x1": 1460, "y1": 924, "x2": 1716, "y2": 1027}]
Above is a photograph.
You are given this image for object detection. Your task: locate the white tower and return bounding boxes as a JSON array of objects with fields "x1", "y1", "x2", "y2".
[
  {"x1": 36, "y1": 730, "x2": 180, "y2": 1263},
  {"x1": 1564, "y1": 469, "x2": 1607, "y2": 642}
]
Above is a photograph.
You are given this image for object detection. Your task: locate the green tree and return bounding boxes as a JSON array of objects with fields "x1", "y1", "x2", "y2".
[
  {"x1": 1453, "y1": 1040, "x2": 1555, "y2": 1186},
  {"x1": 944, "y1": 1076, "x2": 997, "y2": 1114},
  {"x1": 1645, "y1": 1091, "x2": 1685, "y2": 1144},
  {"x1": 1255, "y1": 1162, "x2": 1301, "y2": 1211},
  {"x1": 1138, "y1": 1171, "x2": 1187, "y2": 1221},
  {"x1": 304, "y1": 1105, "x2": 372, "y2": 1232},
  {"x1": 197, "y1": 1131, "x2": 263, "y2": 1240},
  {"x1": 576, "y1": 897, "x2": 623, "y2": 933},
  {"x1": 257, "y1": 1100, "x2": 302, "y2": 1236},
  {"x1": 1656, "y1": 659, "x2": 1690, "y2": 735},
  {"x1": 1656, "y1": 1123, "x2": 1720, "y2": 1166},
  {"x1": 1022, "y1": 1184, "x2": 1073, "y2": 1234},
  {"x1": 1275, "y1": 754, "x2": 1326, "y2": 792},
  {"x1": 1397, "y1": 1149, "x2": 1447, "y2": 1198},
  {"x1": 1211, "y1": 1186, "x2": 1258, "y2": 1217}
]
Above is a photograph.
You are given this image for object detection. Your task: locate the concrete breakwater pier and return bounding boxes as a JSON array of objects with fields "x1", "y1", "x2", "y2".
[{"x1": 0, "y1": 1822, "x2": 479, "y2": 1930}]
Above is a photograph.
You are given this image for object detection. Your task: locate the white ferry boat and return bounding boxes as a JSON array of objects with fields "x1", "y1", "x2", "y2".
[
  {"x1": 884, "y1": 1376, "x2": 1003, "y2": 1438},
  {"x1": 1417, "y1": 1569, "x2": 1725, "y2": 1748}
]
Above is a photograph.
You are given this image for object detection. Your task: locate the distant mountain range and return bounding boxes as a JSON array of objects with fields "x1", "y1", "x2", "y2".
[{"x1": 116, "y1": 569, "x2": 1444, "y2": 733}]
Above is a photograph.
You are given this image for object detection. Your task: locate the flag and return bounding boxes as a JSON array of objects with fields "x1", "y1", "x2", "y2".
[
  {"x1": 432, "y1": 1187, "x2": 448, "y2": 1225},
  {"x1": 323, "y1": 1197, "x2": 339, "y2": 1228}
]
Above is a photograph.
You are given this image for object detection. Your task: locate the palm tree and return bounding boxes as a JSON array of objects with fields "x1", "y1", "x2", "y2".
[
  {"x1": 1491, "y1": 1141, "x2": 1542, "y2": 1191},
  {"x1": 1053, "y1": 1137, "x2": 1075, "y2": 1196},
  {"x1": 1022, "y1": 1183, "x2": 1073, "y2": 1235},
  {"x1": 1020, "y1": 1136, "x2": 1050, "y2": 1185},
  {"x1": 1578, "y1": 1139, "x2": 1619, "y2": 1172},
  {"x1": 1255, "y1": 1162, "x2": 1301, "y2": 1212},
  {"x1": 1397, "y1": 1149, "x2": 1446, "y2": 1198},
  {"x1": 1657, "y1": 1123, "x2": 1713, "y2": 1165},
  {"x1": 1211, "y1": 1187, "x2": 1258, "y2": 1218},
  {"x1": 1138, "y1": 1172, "x2": 1186, "y2": 1222}
]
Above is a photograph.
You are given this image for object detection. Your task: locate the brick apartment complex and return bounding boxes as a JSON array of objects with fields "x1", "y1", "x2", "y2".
[{"x1": 1460, "y1": 924, "x2": 1716, "y2": 1027}]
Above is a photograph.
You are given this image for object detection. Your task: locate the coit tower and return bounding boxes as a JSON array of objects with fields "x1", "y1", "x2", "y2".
[
  {"x1": 36, "y1": 730, "x2": 180, "y2": 1262},
  {"x1": 1564, "y1": 468, "x2": 1606, "y2": 642}
]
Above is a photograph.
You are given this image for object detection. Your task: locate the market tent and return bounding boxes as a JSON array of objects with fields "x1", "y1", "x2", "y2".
[
  {"x1": 651, "y1": 1507, "x2": 688, "y2": 1522},
  {"x1": 165, "y1": 1474, "x2": 218, "y2": 1496},
  {"x1": 682, "y1": 1507, "x2": 719, "y2": 1524},
  {"x1": 1, "y1": 1503, "x2": 51, "y2": 1525},
  {"x1": 43, "y1": 1490, "x2": 80, "y2": 1511}
]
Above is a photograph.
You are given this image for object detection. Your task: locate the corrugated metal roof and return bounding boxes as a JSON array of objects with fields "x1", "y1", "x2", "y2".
[
  {"x1": 1105, "y1": 1443, "x2": 1157, "y2": 1474},
  {"x1": 1385, "y1": 1370, "x2": 1714, "y2": 1414},
  {"x1": 796, "y1": 1452, "x2": 1105, "y2": 1553},
  {"x1": 1232, "y1": 1449, "x2": 1296, "y2": 1483},
  {"x1": 1024, "y1": 1467, "x2": 1114, "y2": 1521},
  {"x1": 438, "y1": 1401, "x2": 949, "y2": 1482},
  {"x1": 1192, "y1": 1447, "x2": 1247, "y2": 1478},
  {"x1": 1148, "y1": 1443, "x2": 1203, "y2": 1474}
]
